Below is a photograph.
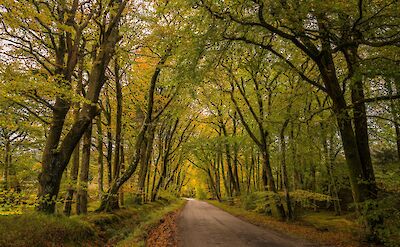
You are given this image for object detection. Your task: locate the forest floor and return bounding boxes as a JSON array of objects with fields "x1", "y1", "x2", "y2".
[{"x1": 208, "y1": 200, "x2": 370, "y2": 247}]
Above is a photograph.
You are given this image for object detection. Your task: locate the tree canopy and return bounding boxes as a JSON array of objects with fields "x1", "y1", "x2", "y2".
[{"x1": 0, "y1": 0, "x2": 400, "y2": 245}]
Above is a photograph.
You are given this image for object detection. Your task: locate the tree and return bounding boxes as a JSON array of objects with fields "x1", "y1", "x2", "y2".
[{"x1": 201, "y1": 0, "x2": 400, "y2": 236}]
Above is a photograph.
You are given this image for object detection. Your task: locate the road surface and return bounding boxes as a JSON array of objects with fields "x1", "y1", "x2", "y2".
[{"x1": 178, "y1": 199, "x2": 315, "y2": 247}]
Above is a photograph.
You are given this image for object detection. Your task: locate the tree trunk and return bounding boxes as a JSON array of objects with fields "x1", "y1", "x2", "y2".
[
  {"x1": 387, "y1": 79, "x2": 400, "y2": 160},
  {"x1": 393, "y1": 78, "x2": 400, "y2": 161},
  {"x1": 97, "y1": 49, "x2": 170, "y2": 212},
  {"x1": 105, "y1": 91, "x2": 113, "y2": 186},
  {"x1": 232, "y1": 115, "x2": 241, "y2": 195},
  {"x1": 280, "y1": 119, "x2": 293, "y2": 220},
  {"x1": 345, "y1": 46, "x2": 377, "y2": 198},
  {"x1": 96, "y1": 115, "x2": 104, "y2": 198},
  {"x1": 113, "y1": 59, "x2": 122, "y2": 180},
  {"x1": 63, "y1": 142, "x2": 80, "y2": 216},
  {"x1": 152, "y1": 155, "x2": 168, "y2": 202},
  {"x1": 119, "y1": 139, "x2": 125, "y2": 206},
  {"x1": 322, "y1": 131, "x2": 341, "y2": 215},
  {"x1": 220, "y1": 123, "x2": 237, "y2": 197},
  {"x1": 37, "y1": 97, "x2": 71, "y2": 214},
  {"x1": 219, "y1": 150, "x2": 230, "y2": 197},
  {"x1": 37, "y1": 7, "x2": 123, "y2": 212},
  {"x1": 138, "y1": 127, "x2": 155, "y2": 203},
  {"x1": 208, "y1": 168, "x2": 221, "y2": 201},
  {"x1": 233, "y1": 143, "x2": 241, "y2": 195},
  {"x1": 76, "y1": 122, "x2": 92, "y2": 215},
  {"x1": 2, "y1": 139, "x2": 10, "y2": 190},
  {"x1": 317, "y1": 45, "x2": 374, "y2": 205},
  {"x1": 261, "y1": 147, "x2": 286, "y2": 219}
]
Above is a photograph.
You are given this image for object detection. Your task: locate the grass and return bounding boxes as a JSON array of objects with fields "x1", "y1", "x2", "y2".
[
  {"x1": 208, "y1": 200, "x2": 365, "y2": 247},
  {"x1": 0, "y1": 213, "x2": 96, "y2": 247},
  {"x1": 116, "y1": 199, "x2": 186, "y2": 247},
  {"x1": 0, "y1": 197, "x2": 186, "y2": 247},
  {"x1": 298, "y1": 210, "x2": 359, "y2": 233}
]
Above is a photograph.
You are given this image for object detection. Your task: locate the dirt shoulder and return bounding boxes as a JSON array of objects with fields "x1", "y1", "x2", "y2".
[
  {"x1": 145, "y1": 208, "x2": 182, "y2": 247},
  {"x1": 116, "y1": 199, "x2": 186, "y2": 247}
]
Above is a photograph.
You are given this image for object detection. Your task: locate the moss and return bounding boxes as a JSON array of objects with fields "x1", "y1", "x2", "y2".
[
  {"x1": 0, "y1": 213, "x2": 96, "y2": 247},
  {"x1": 299, "y1": 211, "x2": 359, "y2": 233}
]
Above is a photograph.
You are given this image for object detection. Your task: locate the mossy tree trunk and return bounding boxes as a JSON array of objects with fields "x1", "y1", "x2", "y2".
[{"x1": 37, "y1": 0, "x2": 125, "y2": 213}]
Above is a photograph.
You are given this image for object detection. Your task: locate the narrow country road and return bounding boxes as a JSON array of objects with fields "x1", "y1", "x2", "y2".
[{"x1": 178, "y1": 199, "x2": 315, "y2": 247}]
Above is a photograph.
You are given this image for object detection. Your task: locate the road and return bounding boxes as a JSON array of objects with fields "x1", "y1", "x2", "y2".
[{"x1": 178, "y1": 199, "x2": 315, "y2": 247}]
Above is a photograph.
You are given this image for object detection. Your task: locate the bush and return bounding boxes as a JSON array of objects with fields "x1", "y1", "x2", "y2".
[
  {"x1": 237, "y1": 191, "x2": 280, "y2": 216},
  {"x1": 196, "y1": 187, "x2": 207, "y2": 200},
  {"x1": 236, "y1": 190, "x2": 334, "y2": 218},
  {"x1": 360, "y1": 194, "x2": 400, "y2": 246},
  {"x1": 0, "y1": 189, "x2": 36, "y2": 215},
  {"x1": 157, "y1": 191, "x2": 178, "y2": 203},
  {"x1": 239, "y1": 192, "x2": 262, "y2": 211},
  {"x1": 290, "y1": 190, "x2": 334, "y2": 210}
]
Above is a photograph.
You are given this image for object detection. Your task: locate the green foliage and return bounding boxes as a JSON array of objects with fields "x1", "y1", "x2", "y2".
[
  {"x1": 196, "y1": 187, "x2": 208, "y2": 200},
  {"x1": 158, "y1": 191, "x2": 179, "y2": 203},
  {"x1": 0, "y1": 190, "x2": 36, "y2": 215},
  {"x1": 237, "y1": 191, "x2": 281, "y2": 216},
  {"x1": 290, "y1": 190, "x2": 334, "y2": 204},
  {"x1": 236, "y1": 190, "x2": 334, "y2": 217},
  {"x1": 360, "y1": 195, "x2": 400, "y2": 247},
  {"x1": 375, "y1": 162, "x2": 400, "y2": 193}
]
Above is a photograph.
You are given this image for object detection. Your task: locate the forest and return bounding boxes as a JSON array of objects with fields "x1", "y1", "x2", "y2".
[{"x1": 0, "y1": 0, "x2": 399, "y2": 246}]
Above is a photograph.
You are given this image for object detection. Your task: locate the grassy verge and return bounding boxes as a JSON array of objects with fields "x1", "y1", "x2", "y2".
[
  {"x1": 116, "y1": 199, "x2": 186, "y2": 247},
  {"x1": 208, "y1": 200, "x2": 365, "y2": 247},
  {"x1": 0, "y1": 198, "x2": 186, "y2": 247},
  {"x1": 0, "y1": 213, "x2": 96, "y2": 247}
]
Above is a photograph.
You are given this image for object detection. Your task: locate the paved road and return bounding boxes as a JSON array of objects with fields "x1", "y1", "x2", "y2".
[{"x1": 178, "y1": 199, "x2": 315, "y2": 247}]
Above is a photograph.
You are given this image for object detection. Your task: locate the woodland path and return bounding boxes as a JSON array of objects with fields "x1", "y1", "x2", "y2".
[{"x1": 178, "y1": 199, "x2": 316, "y2": 247}]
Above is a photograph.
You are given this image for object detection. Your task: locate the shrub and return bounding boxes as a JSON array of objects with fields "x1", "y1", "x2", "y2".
[
  {"x1": 360, "y1": 194, "x2": 400, "y2": 247},
  {"x1": 0, "y1": 189, "x2": 36, "y2": 215},
  {"x1": 196, "y1": 187, "x2": 207, "y2": 200},
  {"x1": 237, "y1": 191, "x2": 280, "y2": 216}
]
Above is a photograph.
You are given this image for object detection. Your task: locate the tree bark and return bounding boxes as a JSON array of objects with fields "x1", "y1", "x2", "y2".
[
  {"x1": 119, "y1": 139, "x2": 125, "y2": 206},
  {"x1": 96, "y1": 114, "x2": 104, "y2": 198},
  {"x1": 37, "y1": 2, "x2": 124, "y2": 213},
  {"x1": 317, "y1": 44, "x2": 372, "y2": 205},
  {"x1": 2, "y1": 139, "x2": 10, "y2": 190},
  {"x1": 280, "y1": 119, "x2": 293, "y2": 220},
  {"x1": 105, "y1": 91, "x2": 113, "y2": 186},
  {"x1": 138, "y1": 127, "x2": 155, "y2": 203},
  {"x1": 76, "y1": 122, "x2": 92, "y2": 215},
  {"x1": 113, "y1": 59, "x2": 122, "y2": 180},
  {"x1": 344, "y1": 46, "x2": 377, "y2": 198},
  {"x1": 63, "y1": 142, "x2": 80, "y2": 216}
]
